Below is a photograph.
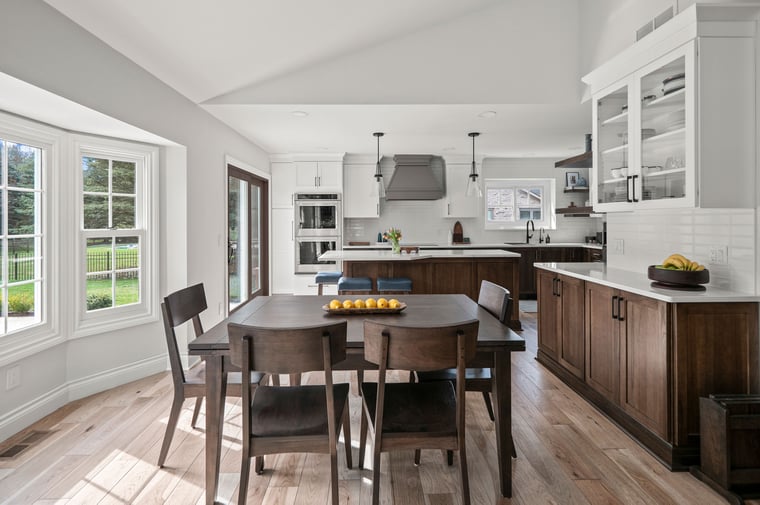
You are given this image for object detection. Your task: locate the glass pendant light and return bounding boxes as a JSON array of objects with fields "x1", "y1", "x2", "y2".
[
  {"x1": 371, "y1": 132, "x2": 386, "y2": 198},
  {"x1": 465, "y1": 132, "x2": 483, "y2": 198}
]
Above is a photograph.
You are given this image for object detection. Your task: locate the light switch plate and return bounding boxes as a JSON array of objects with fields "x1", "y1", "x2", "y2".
[
  {"x1": 6, "y1": 365, "x2": 20, "y2": 390},
  {"x1": 614, "y1": 239, "x2": 624, "y2": 254},
  {"x1": 708, "y1": 245, "x2": 728, "y2": 264}
]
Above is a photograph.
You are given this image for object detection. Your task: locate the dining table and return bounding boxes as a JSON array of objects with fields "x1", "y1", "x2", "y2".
[{"x1": 188, "y1": 293, "x2": 526, "y2": 504}]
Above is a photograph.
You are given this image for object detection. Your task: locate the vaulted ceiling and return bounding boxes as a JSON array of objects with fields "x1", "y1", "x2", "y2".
[{"x1": 44, "y1": 0, "x2": 591, "y2": 158}]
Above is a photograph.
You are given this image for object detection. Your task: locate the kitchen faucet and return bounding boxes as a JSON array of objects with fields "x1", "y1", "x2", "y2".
[
  {"x1": 526, "y1": 220, "x2": 535, "y2": 244},
  {"x1": 539, "y1": 227, "x2": 545, "y2": 243}
]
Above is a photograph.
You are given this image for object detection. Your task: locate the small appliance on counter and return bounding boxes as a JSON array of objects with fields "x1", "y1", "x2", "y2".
[{"x1": 452, "y1": 221, "x2": 464, "y2": 244}]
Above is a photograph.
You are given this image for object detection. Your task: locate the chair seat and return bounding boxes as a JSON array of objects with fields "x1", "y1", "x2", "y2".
[
  {"x1": 361, "y1": 381, "x2": 456, "y2": 434},
  {"x1": 337, "y1": 276, "x2": 372, "y2": 291},
  {"x1": 250, "y1": 383, "x2": 350, "y2": 437},
  {"x1": 376, "y1": 277, "x2": 412, "y2": 292},
  {"x1": 315, "y1": 271, "x2": 342, "y2": 284}
]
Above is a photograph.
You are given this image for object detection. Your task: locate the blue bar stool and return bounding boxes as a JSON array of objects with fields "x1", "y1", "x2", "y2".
[
  {"x1": 377, "y1": 277, "x2": 412, "y2": 294},
  {"x1": 337, "y1": 276, "x2": 373, "y2": 295},
  {"x1": 315, "y1": 271, "x2": 342, "y2": 295}
]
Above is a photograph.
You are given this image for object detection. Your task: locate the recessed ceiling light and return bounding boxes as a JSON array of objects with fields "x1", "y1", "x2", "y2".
[
  {"x1": 291, "y1": 110, "x2": 308, "y2": 117},
  {"x1": 478, "y1": 110, "x2": 497, "y2": 118}
]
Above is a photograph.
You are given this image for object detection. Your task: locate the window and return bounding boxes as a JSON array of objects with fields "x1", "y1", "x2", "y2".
[
  {"x1": 75, "y1": 137, "x2": 158, "y2": 334},
  {"x1": 0, "y1": 136, "x2": 44, "y2": 335},
  {"x1": 484, "y1": 178, "x2": 556, "y2": 230}
]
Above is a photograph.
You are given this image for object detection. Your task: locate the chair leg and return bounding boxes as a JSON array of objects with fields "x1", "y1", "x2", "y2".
[
  {"x1": 511, "y1": 434, "x2": 517, "y2": 458},
  {"x1": 459, "y1": 448, "x2": 471, "y2": 505},
  {"x1": 330, "y1": 451, "x2": 339, "y2": 505},
  {"x1": 318, "y1": 283, "x2": 324, "y2": 296},
  {"x1": 255, "y1": 456, "x2": 264, "y2": 475},
  {"x1": 190, "y1": 396, "x2": 203, "y2": 428},
  {"x1": 446, "y1": 450, "x2": 453, "y2": 466},
  {"x1": 239, "y1": 448, "x2": 251, "y2": 505},
  {"x1": 414, "y1": 449, "x2": 421, "y2": 466},
  {"x1": 359, "y1": 408, "x2": 367, "y2": 469},
  {"x1": 356, "y1": 370, "x2": 363, "y2": 396},
  {"x1": 157, "y1": 394, "x2": 184, "y2": 467},
  {"x1": 482, "y1": 391, "x2": 495, "y2": 422},
  {"x1": 372, "y1": 448, "x2": 382, "y2": 505},
  {"x1": 289, "y1": 373, "x2": 301, "y2": 386},
  {"x1": 342, "y1": 398, "x2": 353, "y2": 469}
]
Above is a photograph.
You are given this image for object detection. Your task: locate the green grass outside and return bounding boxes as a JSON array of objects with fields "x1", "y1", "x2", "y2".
[{"x1": 87, "y1": 277, "x2": 139, "y2": 306}]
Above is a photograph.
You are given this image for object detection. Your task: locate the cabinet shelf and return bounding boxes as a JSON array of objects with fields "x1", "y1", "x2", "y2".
[
  {"x1": 556, "y1": 206, "x2": 595, "y2": 214},
  {"x1": 564, "y1": 187, "x2": 589, "y2": 193},
  {"x1": 602, "y1": 110, "x2": 628, "y2": 126},
  {"x1": 642, "y1": 167, "x2": 686, "y2": 178},
  {"x1": 602, "y1": 144, "x2": 628, "y2": 155}
]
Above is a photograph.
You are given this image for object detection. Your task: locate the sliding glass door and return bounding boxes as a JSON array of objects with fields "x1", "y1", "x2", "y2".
[{"x1": 228, "y1": 165, "x2": 268, "y2": 312}]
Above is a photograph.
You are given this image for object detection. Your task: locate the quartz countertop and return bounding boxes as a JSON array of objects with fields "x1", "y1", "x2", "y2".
[
  {"x1": 535, "y1": 262, "x2": 759, "y2": 303},
  {"x1": 320, "y1": 249, "x2": 521, "y2": 262},
  {"x1": 343, "y1": 242, "x2": 604, "y2": 250}
]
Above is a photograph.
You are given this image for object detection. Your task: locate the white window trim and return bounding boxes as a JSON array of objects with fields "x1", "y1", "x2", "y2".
[
  {"x1": 72, "y1": 135, "x2": 159, "y2": 338},
  {"x1": 483, "y1": 178, "x2": 556, "y2": 230},
  {"x1": 0, "y1": 112, "x2": 61, "y2": 367}
]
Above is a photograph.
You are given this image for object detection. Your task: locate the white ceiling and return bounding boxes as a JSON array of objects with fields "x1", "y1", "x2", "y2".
[{"x1": 44, "y1": 0, "x2": 592, "y2": 159}]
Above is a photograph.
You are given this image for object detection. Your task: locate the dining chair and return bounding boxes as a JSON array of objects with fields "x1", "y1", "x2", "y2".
[
  {"x1": 228, "y1": 320, "x2": 352, "y2": 505},
  {"x1": 414, "y1": 280, "x2": 517, "y2": 460},
  {"x1": 359, "y1": 319, "x2": 479, "y2": 505},
  {"x1": 157, "y1": 283, "x2": 266, "y2": 468}
]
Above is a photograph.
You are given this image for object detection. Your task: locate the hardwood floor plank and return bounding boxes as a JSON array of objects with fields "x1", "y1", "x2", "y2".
[{"x1": 574, "y1": 479, "x2": 625, "y2": 505}]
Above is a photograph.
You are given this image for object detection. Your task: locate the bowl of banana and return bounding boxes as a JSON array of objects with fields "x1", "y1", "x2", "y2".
[{"x1": 648, "y1": 253, "x2": 709, "y2": 290}]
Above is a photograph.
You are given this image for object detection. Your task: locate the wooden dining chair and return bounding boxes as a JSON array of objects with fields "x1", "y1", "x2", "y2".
[
  {"x1": 359, "y1": 319, "x2": 479, "y2": 505},
  {"x1": 228, "y1": 320, "x2": 352, "y2": 505},
  {"x1": 157, "y1": 283, "x2": 266, "y2": 468},
  {"x1": 414, "y1": 280, "x2": 517, "y2": 460}
]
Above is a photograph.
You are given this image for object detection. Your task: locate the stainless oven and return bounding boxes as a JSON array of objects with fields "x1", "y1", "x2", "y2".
[
  {"x1": 295, "y1": 193, "x2": 341, "y2": 237},
  {"x1": 295, "y1": 237, "x2": 340, "y2": 273}
]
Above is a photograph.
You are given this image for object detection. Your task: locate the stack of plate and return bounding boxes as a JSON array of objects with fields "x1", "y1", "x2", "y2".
[
  {"x1": 662, "y1": 73, "x2": 685, "y2": 95},
  {"x1": 663, "y1": 110, "x2": 685, "y2": 132}
]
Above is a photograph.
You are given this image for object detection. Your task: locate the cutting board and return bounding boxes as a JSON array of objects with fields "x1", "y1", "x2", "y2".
[{"x1": 452, "y1": 221, "x2": 464, "y2": 244}]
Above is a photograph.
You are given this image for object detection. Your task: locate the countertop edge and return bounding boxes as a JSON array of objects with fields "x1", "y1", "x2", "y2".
[
  {"x1": 343, "y1": 242, "x2": 604, "y2": 250},
  {"x1": 535, "y1": 262, "x2": 760, "y2": 303}
]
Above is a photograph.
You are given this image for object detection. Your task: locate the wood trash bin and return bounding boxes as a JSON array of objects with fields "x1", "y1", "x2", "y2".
[{"x1": 690, "y1": 395, "x2": 760, "y2": 504}]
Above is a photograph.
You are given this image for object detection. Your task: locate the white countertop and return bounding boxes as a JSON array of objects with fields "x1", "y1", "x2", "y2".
[
  {"x1": 320, "y1": 249, "x2": 521, "y2": 262},
  {"x1": 343, "y1": 242, "x2": 604, "y2": 250},
  {"x1": 535, "y1": 262, "x2": 759, "y2": 303}
]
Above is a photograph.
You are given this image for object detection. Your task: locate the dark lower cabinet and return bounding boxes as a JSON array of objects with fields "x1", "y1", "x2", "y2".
[
  {"x1": 509, "y1": 246, "x2": 592, "y2": 298},
  {"x1": 537, "y1": 272, "x2": 759, "y2": 470}
]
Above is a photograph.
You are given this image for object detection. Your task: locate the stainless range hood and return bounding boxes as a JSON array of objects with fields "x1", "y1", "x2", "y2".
[{"x1": 384, "y1": 154, "x2": 444, "y2": 200}]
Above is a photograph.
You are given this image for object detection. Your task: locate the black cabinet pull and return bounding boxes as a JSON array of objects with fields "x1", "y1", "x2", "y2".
[
  {"x1": 631, "y1": 175, "x2": 639, "y2": 202},
  {"x1": 612, "y1": 295, "x2": 618, "y2": 319},
  {"x1": 626, "y1": 176, "x2": 632, "y2": 203},
  {"x1": 617, "y1": 297, "x2": 625, "y2": 321},
  {"x1": 556, "y1": 278, "x2": 562, "y2": 297}
]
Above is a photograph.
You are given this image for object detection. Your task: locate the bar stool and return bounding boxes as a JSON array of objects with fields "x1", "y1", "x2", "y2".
[
  {"x1": 337, "y1": 276, "x2": 373, "y2": 295},
  {"x1": 315, "y1": 271, "x2": 342, "y2": 295},
  {"x1": 376, "y1": 277, "x2": 412, "y2": 294}
]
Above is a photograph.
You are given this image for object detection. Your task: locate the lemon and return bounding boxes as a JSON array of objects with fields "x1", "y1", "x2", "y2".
[
  {"x1": 342, "y1": 299, "x2": 353, "y2": 309},
  {"x1": 365, "y1": 298, "x2": 377, "y2": 308},
  {"x1": 377, "y1": 298, "x2": 388, "y2": 309},
  {"x1": 329, "y1": 299, "x2": 341, "y2": 310},
  {"x1": 388, "y1": 299, "x2": 400, "y2": 309},
  {"x1": 354, "y1": 299, "x2": 366, "y2": 309}
]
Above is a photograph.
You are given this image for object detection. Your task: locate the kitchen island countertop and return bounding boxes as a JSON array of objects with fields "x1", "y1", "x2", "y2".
[
  {"x1": 320, "y1": 248, "x2": 521, "y2": 262},
  {"x1": 343, "y1": 242, "x2": 604, "y2": 250},
  {"x1": 535, "y1": 262, "x2": 760, "y2": 303}
]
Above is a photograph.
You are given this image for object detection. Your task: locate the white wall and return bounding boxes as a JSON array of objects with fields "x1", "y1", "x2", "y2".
[
  {"x1": 345, "y1": 158, "x2": 602, "y2": 245},
  {"x1": 0, "y1": 0, "x2": 270, "y2": 441}
]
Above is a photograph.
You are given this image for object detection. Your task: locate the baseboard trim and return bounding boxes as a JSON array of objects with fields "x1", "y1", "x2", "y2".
[{"x1": 0, "y1": 355, "x2": 166, "y2": 443}]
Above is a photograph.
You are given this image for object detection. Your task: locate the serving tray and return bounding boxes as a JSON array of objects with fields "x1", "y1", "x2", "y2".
[{"x1": 322, "y1": 302, "x2": 407, "y2": 315}]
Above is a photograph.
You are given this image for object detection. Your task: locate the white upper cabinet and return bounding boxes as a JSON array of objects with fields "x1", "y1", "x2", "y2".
[
  {"x1": 442, "y1": 163, "x2": 479, "y2": 218},
  {"x1": 295, "y1": 160, "x2": 343, "y2": 191},
  {"x1": 585, "y1": 5, "x2": 756, "y2": 212},
  {"x1": 271, "y1": 161, "x2": 296, "y2": 208},
  {"x1": 343, "y1": 163, "x2": 380, "y2": 218}
]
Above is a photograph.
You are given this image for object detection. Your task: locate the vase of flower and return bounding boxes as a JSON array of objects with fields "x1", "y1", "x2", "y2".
[{"x1": 383, "y1": 227, "x2": 402, "y2": 254}]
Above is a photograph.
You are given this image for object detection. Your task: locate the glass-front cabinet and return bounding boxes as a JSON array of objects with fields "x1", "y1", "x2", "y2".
[{"x1": 587, "y1": 5, "x2": 756, "y2": 213}]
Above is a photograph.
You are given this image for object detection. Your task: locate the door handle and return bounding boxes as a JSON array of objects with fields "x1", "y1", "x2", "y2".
[
  {"x1": 617, "y1": 297, "x2": 625, "y2": 321},
  {"x1": 556, "y1": 278, "x2": 562, "y2": 297},
  {"x1": 631, "y1": 175, "x2": 639, "y2": 202},
  {"x1": 626, "y1": 176, "x2": 632, "y2": 203},
  {"x1": 612, "y1": 295, "x2": 618, "y2": 319},
  {"x1": 314, "y1": 176, "x2": 318, "y2": 187},
  {"x1": 291, "y1": 220, "x2": 294, "y2": 241},
  {"x1": 448, "y1": 203, "x2": 451, "y2": 216}
]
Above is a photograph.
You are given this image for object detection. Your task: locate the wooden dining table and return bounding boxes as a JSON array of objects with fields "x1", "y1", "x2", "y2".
[{"x1": 188, "y1": 294, "x2": 525, "y2": 504}]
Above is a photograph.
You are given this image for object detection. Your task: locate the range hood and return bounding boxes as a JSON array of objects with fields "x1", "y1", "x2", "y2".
[
  {"x1": 384, "y1": 154, "x2": 444, "y2": 200},
  {"x1": 555, "y1": 134, "x2": 593, "y2": 168}
]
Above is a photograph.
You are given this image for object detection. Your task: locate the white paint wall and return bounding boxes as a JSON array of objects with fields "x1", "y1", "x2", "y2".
[{"x1": 0, "y1": 0, "x2": 270, "y2": 441}]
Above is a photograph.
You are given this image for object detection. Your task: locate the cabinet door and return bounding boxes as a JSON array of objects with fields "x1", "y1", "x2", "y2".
[
  {"x1": 317, "y1": 161, "x2": 342, "y2": 189},
  {"x1": 343, "y1": 164, "x2": 379, "y2": 218},
  {"x1": 594, "y1": 80, "x2": 632, "y2": 211},
  {"x1": 536, "y1": 270, "x2": 559, "y2": 361},
  {"x1": 295, "y1": 161, "x2": 319, "y2": 188},
  {"x1": 271, "y1": 162, "x2": 296, "y2": 208},
  {"x1": 271, "y1": 208, "x2": 294, "y2": 294},
  {"x1": 558, "y1": 274, "x2": 585, "y2": 380},
  {"x1": 585, "y1": 282, "x2": 619, "y2": 403},
  {"x1": 619, "y1": 292, "x2": 669, "y2": 439},
  {"x1": 442, "y1": 163, "x2": 479, "y2": 218}
]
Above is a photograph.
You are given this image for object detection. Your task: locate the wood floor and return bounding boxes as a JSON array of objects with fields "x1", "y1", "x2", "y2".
[{"x1": 0, "y1": 312, "x2": 754, "y2": 504}]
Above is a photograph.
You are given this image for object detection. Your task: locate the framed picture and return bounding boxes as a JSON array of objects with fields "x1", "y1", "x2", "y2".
[{"x1": 565, "y1": 171, "x2": 580, "y2": 188}]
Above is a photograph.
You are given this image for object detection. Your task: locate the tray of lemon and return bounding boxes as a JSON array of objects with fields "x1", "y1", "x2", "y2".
[{"x1": 323, "y1": 297, "x2": 406, "y2": 314}]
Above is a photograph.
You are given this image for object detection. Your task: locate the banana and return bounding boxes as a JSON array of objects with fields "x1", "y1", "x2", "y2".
[
  {"x1": 695, "y1": 264, "x2": 705, "y2": 271},
  {"x1": 661, "y1": 253, "x2": 695, "y2": 271}
]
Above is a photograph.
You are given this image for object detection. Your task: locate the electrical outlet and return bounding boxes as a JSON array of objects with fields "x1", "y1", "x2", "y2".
[
  {"x1": 6, "y1": 365, "x2": 21, "y2": 390},
  {"x1": 614, "y1": 239, "x2": 625, "y2": 254},
  {"x1": 708, "y1": 246, "x2": 728, "y2": 264}
]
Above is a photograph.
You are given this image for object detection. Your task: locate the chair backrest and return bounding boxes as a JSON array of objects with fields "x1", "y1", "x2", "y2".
[
  {"x1": 477, "y1": 280, "x2": 511, "y2": 324},
  {"x1": 161, "y1": 283, "x2": 208, "y2": 386},
  {"x1": 228, "y1": 321, "x2": 348, "y2": 375},
  {"x1": 363, "y1": 320, "x2": 479, "y2": 372}
]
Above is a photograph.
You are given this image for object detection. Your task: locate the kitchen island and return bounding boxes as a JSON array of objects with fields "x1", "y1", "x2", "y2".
[
  {"x1": 534, "y1": 262, "x2": 760, "y2": 469},
  {"x1": 319, "y1": 248, "x2": 522, "y2": 329}
]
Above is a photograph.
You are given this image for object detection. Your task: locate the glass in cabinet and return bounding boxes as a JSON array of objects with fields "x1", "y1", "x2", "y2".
[{"x1": 595, "y1": 84, "x2": 631, "y2": 207}]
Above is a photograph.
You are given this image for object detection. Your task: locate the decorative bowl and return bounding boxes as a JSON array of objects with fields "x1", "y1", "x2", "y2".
[{"x1": 648, "y1": 265, "x2": 709, "y2": 290}]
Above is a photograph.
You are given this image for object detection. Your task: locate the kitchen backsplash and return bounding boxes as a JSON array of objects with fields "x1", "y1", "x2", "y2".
[{"x1": 606, "y1": 208, "x2": 756, "y2": 293}]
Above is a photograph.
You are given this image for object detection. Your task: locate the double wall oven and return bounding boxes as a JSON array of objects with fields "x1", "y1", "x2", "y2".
[{"x1": 294, "y1": 193, "x2": 341, "y2": 273}]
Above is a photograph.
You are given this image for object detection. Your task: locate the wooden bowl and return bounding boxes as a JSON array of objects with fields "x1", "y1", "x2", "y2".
[{"x1": 648, "y1": 265, "x2": 709, "y2": 288}]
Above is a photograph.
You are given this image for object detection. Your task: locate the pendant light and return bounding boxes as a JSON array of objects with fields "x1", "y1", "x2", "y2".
[
  {"x1": 465, "y1": 132, "x2": 483, "y2": 198},
  {"x1": 371, "y1": 132, "x2": 386, "y2": 198}
]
